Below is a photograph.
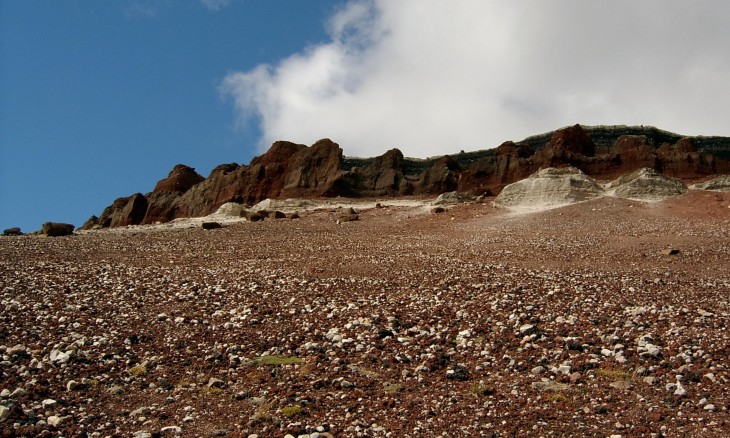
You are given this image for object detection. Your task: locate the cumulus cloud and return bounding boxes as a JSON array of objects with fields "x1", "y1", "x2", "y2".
[{"x1": 221, "y1": 0, "x2": 730, "y2": 157}]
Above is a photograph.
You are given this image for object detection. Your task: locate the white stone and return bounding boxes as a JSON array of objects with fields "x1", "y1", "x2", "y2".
[
  {"x1": 519, "y1": 324, "x2": 535, "y2": 336},
  {"x1": 66, "y1": 380, "x2": 79, "y2": 391},
  {"x1": 47, "y1": 415, "x2": 70, "y2": 427},
  {"x1": 531, "y1": 366, "x2": 545, "y2": 375}
]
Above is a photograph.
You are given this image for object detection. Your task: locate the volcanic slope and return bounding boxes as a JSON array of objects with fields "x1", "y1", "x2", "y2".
[{"x1": 1, "y1": 190, "x2": 730, "y2": 437}]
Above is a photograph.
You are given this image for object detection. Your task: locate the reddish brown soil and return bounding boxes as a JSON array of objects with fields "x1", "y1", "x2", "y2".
[{"x1": 1, "y1": 191, "x2": 730, "y2": 437}]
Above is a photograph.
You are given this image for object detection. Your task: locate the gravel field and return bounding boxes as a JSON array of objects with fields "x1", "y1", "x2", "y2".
[{"x1": 2, "y1": 191, "x2": 730, "y2": 437}]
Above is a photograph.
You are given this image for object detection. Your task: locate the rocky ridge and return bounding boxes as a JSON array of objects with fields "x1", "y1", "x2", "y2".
[{"x1": 83, "y1": 125, "x2": 730, "y2": 229}]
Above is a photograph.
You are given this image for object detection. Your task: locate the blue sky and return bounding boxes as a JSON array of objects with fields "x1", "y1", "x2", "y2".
[
  {"x1": 3, "y1": 1, "x2": 730, "y2": 232},
  {"x1": 1, "y1": 0, "x2": 341, "y2": 231}
]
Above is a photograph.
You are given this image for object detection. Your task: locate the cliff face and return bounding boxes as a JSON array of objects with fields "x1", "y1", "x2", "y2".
[{"x1": 83, "y1": 125, "x2": 730, "y2": 229}]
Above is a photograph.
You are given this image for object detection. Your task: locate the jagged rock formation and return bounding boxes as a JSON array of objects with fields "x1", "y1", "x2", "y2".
[
  {"x1": 494, "y1": 167, "x2": 604, "y2": 209},
  {"x1": 83, "y1": 125, "x2": 730, "y2": 228}
]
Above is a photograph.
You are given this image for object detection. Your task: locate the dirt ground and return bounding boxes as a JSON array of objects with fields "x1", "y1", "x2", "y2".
[{"x1": 1, "y1": 191, "x2": 730, "y2": 437}]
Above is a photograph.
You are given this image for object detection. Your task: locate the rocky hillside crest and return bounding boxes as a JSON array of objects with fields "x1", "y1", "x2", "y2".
[{"x1": 83, "y1": 124, "x2": 730, "y2": 229}]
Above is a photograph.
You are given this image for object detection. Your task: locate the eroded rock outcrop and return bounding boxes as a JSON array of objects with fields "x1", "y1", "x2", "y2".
[
  {"x1": 606, "y1": 168, "x2": 688, "y2": 201},
  {"x1": 495, "y1": 167, "x2": 603, "y2": 209},
  {"x1": 84, "y1": 124, "x2": 730, "y2": 228},
  {"x1": 693, "y1": 175, "x2": 730, "y2": 192}
]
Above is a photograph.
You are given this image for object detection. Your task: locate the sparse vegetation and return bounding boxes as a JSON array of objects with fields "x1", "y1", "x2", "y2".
[
  {"x1": 252, "y1": 355, "x2": 302, "y2": 366},
  {"x1": 468, "y1": 382, "x2": 494, "y2": 396},
  {"x1": 202, "y1": 386, "x2": 223, "y2": 396},
  {"x1": 281, "y1": 405, "x2": 303, "y2": 418},
  {"x1": 546, "y1": 392, "x2": 571, "y2": 403},
  {"x1": 384, "y1": 383, "x2": 401, "y2": 394},
  {"x1": 127, "y1": 365, "x2": 147, "y2": 377},
  {"x1": 252, "y1": 400, "x2": 274, "y2": 422},
  {"x1": 596, "y1": 368, "x2": 631, "y2": 380}
]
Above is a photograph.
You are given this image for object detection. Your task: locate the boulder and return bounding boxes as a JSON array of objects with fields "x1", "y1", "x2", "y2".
[
  {"x1": 245, "y1": 212, "x2": 264, "y2": 222},
  {"x1": 215, "y1": 202, "x2": 247, "y2": 217},
  {"x1": 42, "y1": 222, "x2": 75, "y2": 237},
  {"x1": 660, "y1": 248, "x2": 680, "y2": 256},
  {"x1": 433, "y1": 191, "x2": 475, "y2": 206},
  {"x1": 269, "y1": 211, "x2": 287, "y2": 219},
  {"x1": 337, "y1": 214, "x2": 359, "y2": 223},
  {"x1": 3, "y1": 227, "x2": 23, "y2": 236}
]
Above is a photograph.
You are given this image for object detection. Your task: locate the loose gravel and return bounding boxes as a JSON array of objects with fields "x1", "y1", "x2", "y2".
[{"x1": 1, "y1": 191, "x2": 730, "y2": 437}]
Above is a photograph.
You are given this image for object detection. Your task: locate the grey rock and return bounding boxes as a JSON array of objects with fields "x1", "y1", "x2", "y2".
[
  {"x1": 41, "y1": 399, "x2": 57, "y2": 410},
  {"x1": 336, "y1": 214, "x2": 359, "y2": 223},
  {"x1": 49, "y1": 349, "x2": 72, "y2": 364},
  {"x1": 433, "y1": 191, "x2": 474, "y2": 206},
  {"x1": 0, "y1": 405, "x2": 10, "y2": 422},
  {"x1": 519, "y1": 324, "x2": 536, "y2": 336},
  {"x1": 530, "y1": 366, "x2": 545, "y2": 375},
  {"x1": 130, "y1": 406, "x2": 152, "y2": 417}
]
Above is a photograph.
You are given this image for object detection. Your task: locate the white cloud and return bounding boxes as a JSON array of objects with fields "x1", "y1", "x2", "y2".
[
  {"x1": 200, "y1": 0, "x2": 233, "y2": 11},
  {"x1": 125, "y1": 0, "x2": 170, "y2": 18},
  {"x1": 221, "y1": 0, "x2": 730, "y2": 158}
]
